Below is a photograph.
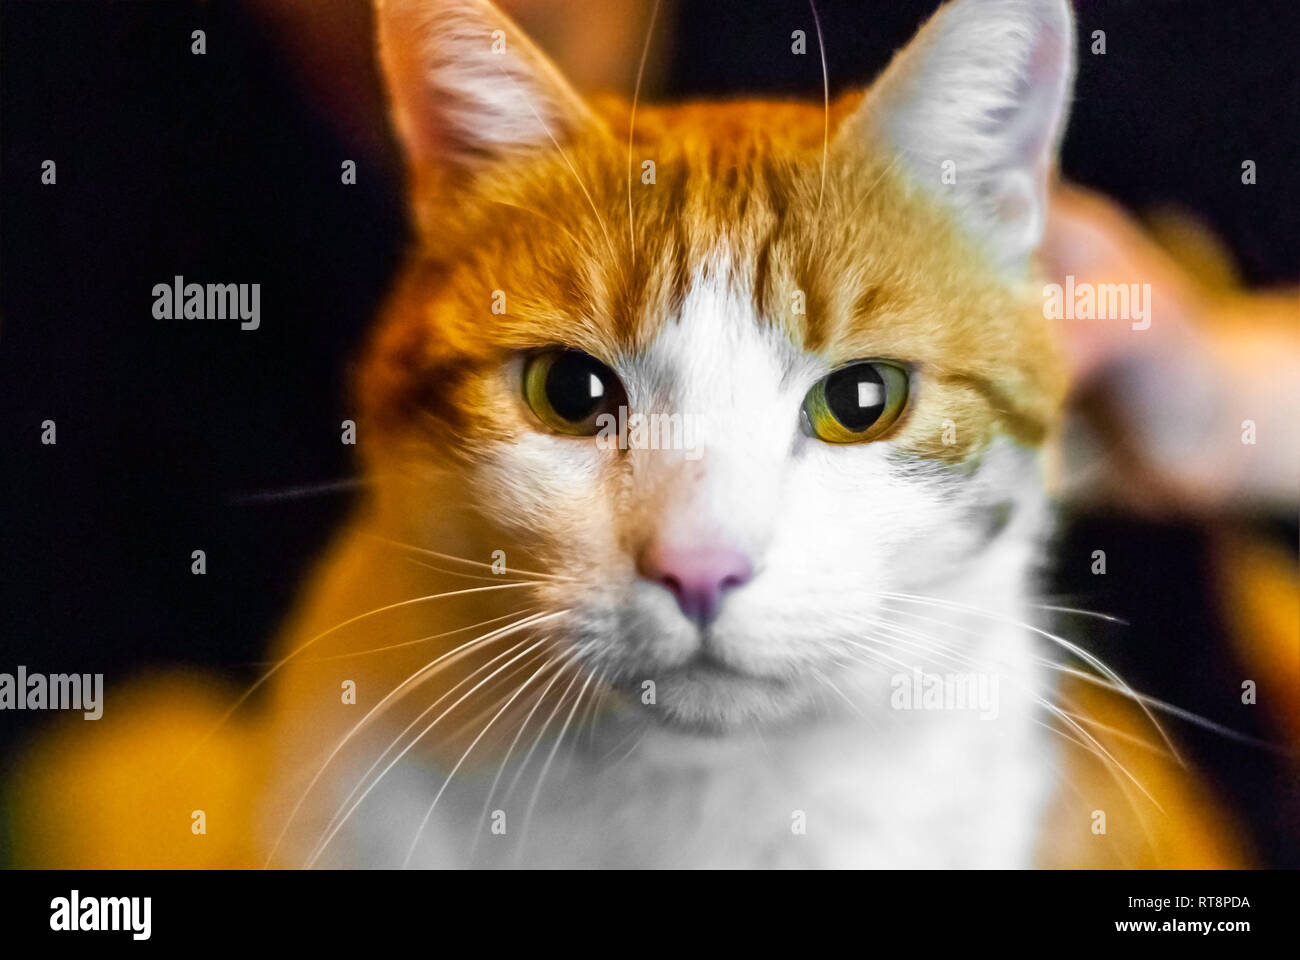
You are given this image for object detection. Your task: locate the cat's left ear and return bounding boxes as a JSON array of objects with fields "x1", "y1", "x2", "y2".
[{"x1": 840, "y1": 0, "x2": 1075, "y2": 275}]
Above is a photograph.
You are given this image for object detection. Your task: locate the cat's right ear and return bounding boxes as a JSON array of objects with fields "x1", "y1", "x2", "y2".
[
  {"x1": 838, "y1": 0, "x2": 1075, "y2": 276},
  {"x1": 373, "y1": 0, "x2": 601, "y2": 210}
]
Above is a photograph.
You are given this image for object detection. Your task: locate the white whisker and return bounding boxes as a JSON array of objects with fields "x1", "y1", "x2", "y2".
[
  {"x1": 369, "y1": 534, "x2": 574, "y2": 582},
  {"x1": 626, "y1": 0, "x2": 662, "y2": 264},
  {"x1": 515, "y1": 666, "x2": 598, "y2": 865},
  {"x1": 401, "y1": 655, "x2": 557, "y2": 868},
  {"x1": 305, "y1": 632, "x2": 558, "y2": 868},
  {"x1": 265, "y1": 608, "x2": 565, "y2": 868},
  {"x1": 875, "y1": 592, "x2": 1184, "y2": 765}
]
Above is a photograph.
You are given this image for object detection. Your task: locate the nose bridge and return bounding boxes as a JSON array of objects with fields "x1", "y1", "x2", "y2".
[
  {"x1": 625, "y1": 269, "x2": 796, "y2": 576},
  {"x1": 633, "y1": 453, "x2": 757, "y2": 626},
  {"x1": 635, "y1": 448, "x2": 741, "y2": 548},
  {"x1": 644, "y1": 452, "x2": 706, "y2": 531}
]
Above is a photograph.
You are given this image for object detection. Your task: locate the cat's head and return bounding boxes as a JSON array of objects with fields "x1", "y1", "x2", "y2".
[{"x1": 361, "y1": 0, "x2": 1074, "y2": 731}]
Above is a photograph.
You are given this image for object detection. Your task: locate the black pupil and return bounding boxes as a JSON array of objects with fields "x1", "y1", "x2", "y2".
[
  {"x1": 825, "y1": 364, "x2": 886, "y2": 431},
  {"x1": 545, "y1": 352, "x2": 610, "y2": 422}
]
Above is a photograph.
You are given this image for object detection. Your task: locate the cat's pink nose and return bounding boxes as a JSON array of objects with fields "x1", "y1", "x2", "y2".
[{"x1": 637, "y1": 540, "x2": 753, "y2": 627}]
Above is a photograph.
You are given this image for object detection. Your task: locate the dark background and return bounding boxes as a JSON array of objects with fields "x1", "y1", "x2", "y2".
[{"x1": 1, "y1": 0, "x2": 1297, "y2": 864}]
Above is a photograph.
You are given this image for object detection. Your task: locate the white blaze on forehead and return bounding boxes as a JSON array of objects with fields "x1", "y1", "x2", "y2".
[
  {"x1": 634, "y1": 253, "x2": 813, "y2": 456},
  {"x1": 621, "y1": 253, "x2": 820, "y2": 551}
]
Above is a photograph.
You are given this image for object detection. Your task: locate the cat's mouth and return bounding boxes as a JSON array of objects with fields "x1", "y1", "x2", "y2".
[
  {"x1": 659, "y1": 652, "x2": 773, "y2": 683},
  {"x1": 618, "y1": 652, "x2": 813, "y2": 733}
]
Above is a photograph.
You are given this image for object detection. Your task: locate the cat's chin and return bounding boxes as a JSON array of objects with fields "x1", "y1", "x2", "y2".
[{"x1": 624, "y1": 659, "x2": 821, "y2": 735}]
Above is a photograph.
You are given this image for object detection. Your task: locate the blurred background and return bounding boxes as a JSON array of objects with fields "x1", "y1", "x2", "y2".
[{"x1": 1, "y1": 0, "x2": 1297, "y2": 865}]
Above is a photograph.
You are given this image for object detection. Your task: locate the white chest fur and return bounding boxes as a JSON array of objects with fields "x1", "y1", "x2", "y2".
[{"x1": 290, "y1": 612, "x2": 1055, "y2": 870}]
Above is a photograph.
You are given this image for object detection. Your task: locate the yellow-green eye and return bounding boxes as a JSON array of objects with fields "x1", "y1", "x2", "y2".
[
  {"x1": 522, "y1": 349, "x2": 626, "y2": 436},
  {"x1": 802, "y1": 361, "x2": 909, "y2": 443}
]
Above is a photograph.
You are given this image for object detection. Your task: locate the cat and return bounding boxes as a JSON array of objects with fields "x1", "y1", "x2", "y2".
[
  {"x1": 266, "y1": 0, "x2": 1071, "y2": 868},
  {"x1": 10, "y1": 0, "x2": 1245, "y2": 869}
]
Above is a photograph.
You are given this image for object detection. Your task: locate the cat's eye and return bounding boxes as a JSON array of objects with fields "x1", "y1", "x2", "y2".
[
  {"x1": 802, "y1": 360, "x2": 909, "y2": 443},
  {"x1": 522, "y1": 349, "x2": 627, "y2": 436}
]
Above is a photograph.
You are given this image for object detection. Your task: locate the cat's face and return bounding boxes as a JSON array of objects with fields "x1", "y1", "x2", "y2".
[{"x1": 364, "y1": 0, "x2": 1073, "y2": 730}]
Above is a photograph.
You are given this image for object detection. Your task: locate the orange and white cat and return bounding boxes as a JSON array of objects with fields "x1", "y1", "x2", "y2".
[{"x1": 12, "y1": 0, "x2": 1246, "y2": 869}]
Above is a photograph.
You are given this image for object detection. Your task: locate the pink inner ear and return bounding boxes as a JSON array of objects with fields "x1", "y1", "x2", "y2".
[
  {"x1": 846, "y1": 0, "x2": 1076, "y2": 268},
  {"x1": 1007, "y1": 10, "x2": 1073, "y2": 164},
  {"x1": 375, "y1": 0, "x2": 595, "y2": 179},
  {"x1": 375, "y1": 0, "x2": 460, "y2": 170}
]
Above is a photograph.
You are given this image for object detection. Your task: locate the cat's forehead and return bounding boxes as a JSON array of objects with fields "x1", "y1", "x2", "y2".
[
  {"x1": 627, "y1": 249, "x2": 816, "y2": 404},
  {"x1": 463, "y1": 94, "x2": 897, "y2": 356},
  {"x1": 609, "y1": 95, "x2": 864, "y2": 166},
  {"x1": 478, "y1": 95, "x2": 995, "y2": 365}
]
